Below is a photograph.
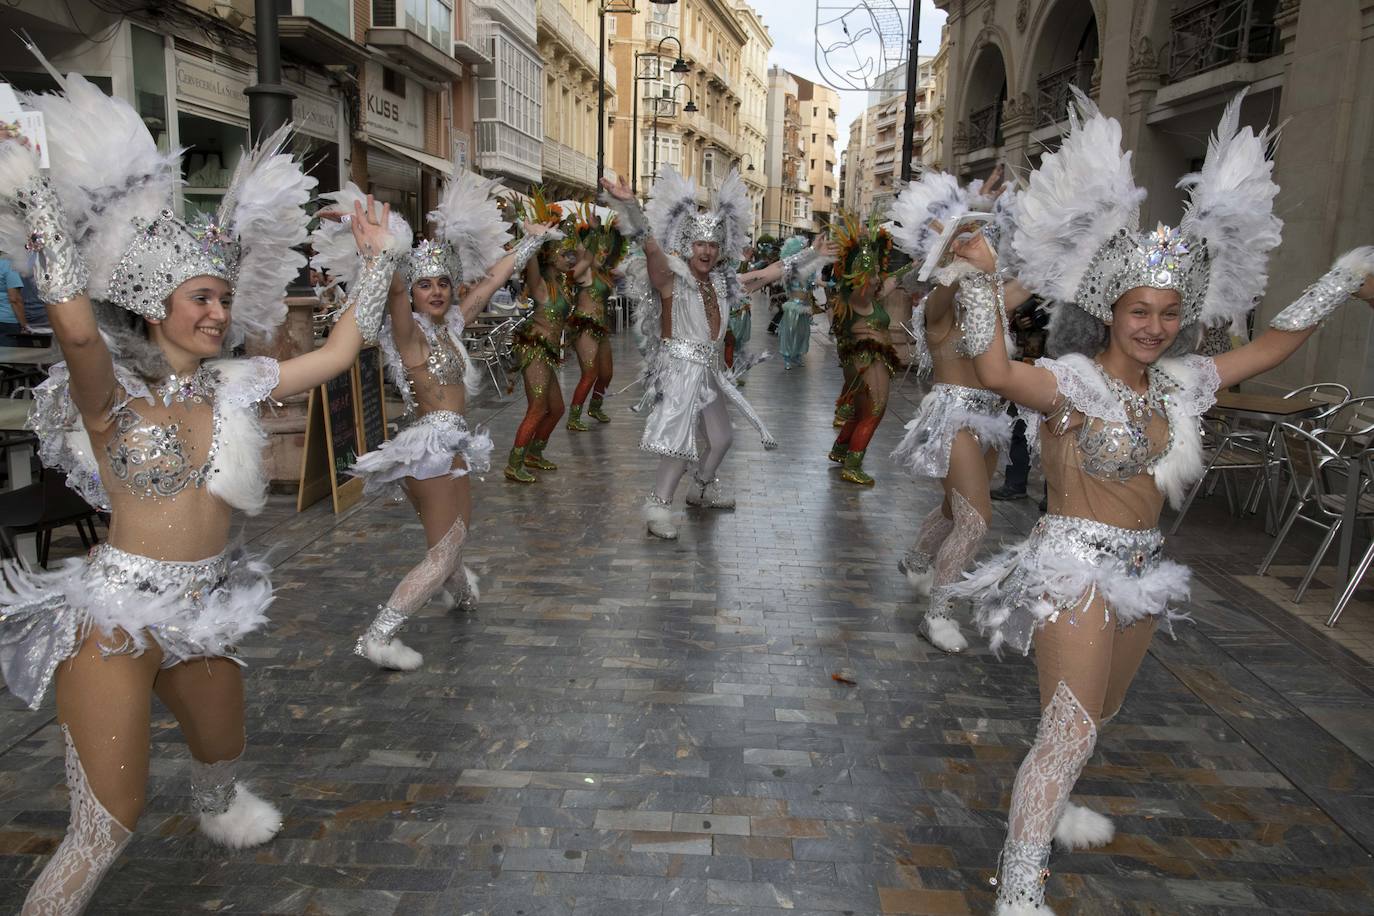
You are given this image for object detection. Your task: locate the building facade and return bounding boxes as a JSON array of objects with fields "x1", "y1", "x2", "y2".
[
  {"x1": 735, "y1": 3, "x2": 772, "y2": 237},
  {"x1": 536, "y1": 0, "x2": 611, "y2": 197},
  {"x1": 0, "y1": 1, "x2": 495, "y2": 234},
  {"x1": 936, "y1": 0, "x2": 1374, "y2": 395},
  {"x1": 840, "y1": 58, "x2": 934, "y2": 220},
  {"x1": 763, "y1": 67, "x2": 808, "y2": 237},
  {"x1": 607, "y1": 0, "x2": 748, "y2": 212},
  {"x1": 792, "y1": 74, "x2": 840, "y2": 232},
  {"x1": 472, "y1": 0, "x2": 544, "y2": 192}
]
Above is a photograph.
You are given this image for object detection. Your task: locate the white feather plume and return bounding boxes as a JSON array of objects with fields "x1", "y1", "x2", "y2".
[
  {"x1": 217, "y1": 124, "x2": 318, "y2": 346},
  {"x1": 885, "y1": 171, "x2": 970, "y2": 263},
  {"x1": 712, "y1": 169, "x2": 752, "y2": 265},
  {"x1": 18, "y1": 73, "x2": 181, "y2": 298},
  {"x1": 309, "y1": 182, "x2": 413, "y2": 288},
  {"x1": 428, "y1": 171, "x2": 511, "y2": 284},
  {"x1": 1177, "y1": 90, "x2": 1283, "y2": 330},
  {"x1": 644, "y1": 166, "x2": 699, "y2": 258},
  {"x1": 1011, "y1": 89, "x2": 1145, "y2": 302}
]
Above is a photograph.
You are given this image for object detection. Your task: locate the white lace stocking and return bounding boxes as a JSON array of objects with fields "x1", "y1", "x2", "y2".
[
  {"x1": 904, "y1": 504, "x2": 954, "y2": 572},
  {"x1": 361, "y1": 519, "x2": 467, "y2": 644},
  {"x1": 994, "y1": 681, "x2": 1098, "y2": 909},
  {"x1": 23, "y1": 726, "x2": 132, "y2": 916},
  {"x1": 928, "y1": 491, "x2": 987, "y2": 621}
]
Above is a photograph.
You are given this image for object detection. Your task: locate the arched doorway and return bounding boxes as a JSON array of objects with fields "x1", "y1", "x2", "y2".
[
  {"x1": 1029, "y1": 0, "x2": 1098, "y2": 129},
  {"x1": 964, "y1": 44, "x2": 1008, "y2": 152}
]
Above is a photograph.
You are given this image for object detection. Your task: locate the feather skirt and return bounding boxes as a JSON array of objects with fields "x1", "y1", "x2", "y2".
[
  {"x1": 950, "y1": 514, "x2": 1191, "y2": 656},
  {"x1": 0, "y1": 544, "x2": 273, "y2": 709},
  {"x1": 891, "y1": 384, "x2": 1012, "y2": 478},
  {"x1": 350, "y1": 410, "x2": 494, "y2": 499}
]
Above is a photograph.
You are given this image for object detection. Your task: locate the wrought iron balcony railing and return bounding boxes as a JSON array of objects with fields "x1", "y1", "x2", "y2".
[
  {"x1": 1168, "y1": 0, "x2": 1279, "y2": 83},
  {"x1": 1035, "y1": 60, "x2": 1093, "y2": 128},
  {"x1": 967, "y1": 101, "x2": 1002, "y2": 151}
]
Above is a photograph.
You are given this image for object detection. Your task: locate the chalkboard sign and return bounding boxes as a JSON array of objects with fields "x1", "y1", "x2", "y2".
[
  {"x1": 356, "y1": 346, "x2": 388, "y2": 454},
  {"x1": 297, "y1": 361, "x2": 365, "y2": 514},
  {"x1": 324, "y1": 368, "x2": 358, "y2": 476}
]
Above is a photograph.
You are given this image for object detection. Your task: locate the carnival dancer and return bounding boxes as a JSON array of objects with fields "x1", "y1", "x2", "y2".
[
  {"x1": 827, "y1": 215, "x2": 903, "y2": 487},
  {"x1": 0, "y1": 74, "x2": 398, "y2": 913},
  {"x1": 887, "y1": 170, "x2": 1016, "y2": 653},
  {"x1": 949, "y1": 90, "x2": 1373, "y2": 914},
  {"x1": 327, "y1": 176, "x2": 554, "y2": 671},
  {"x1": 505, "y1": 191, "x2": 576, "y2": 481},
  {"x1": 725, "y1": 241, "x2": 769, "y2": 372},
  {"x1": 777, "y1": 236, "x2": 819, "y2": 370},
  {"x1": 566, "y1": 204, "x2": 626, "y2": 430},
  {"x1": 599, "y1": 169, "x2": 834, "y2": 539}
]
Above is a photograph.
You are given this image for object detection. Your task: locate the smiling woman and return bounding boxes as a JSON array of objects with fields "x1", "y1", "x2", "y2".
[{"x1": 0, "y1": 73, "x2": 400, "y2": 912}]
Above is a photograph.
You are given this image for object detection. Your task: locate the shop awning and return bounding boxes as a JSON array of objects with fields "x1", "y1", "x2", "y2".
[{"x1": 366, "y1": 136, "x2": 455, "y2": 177}]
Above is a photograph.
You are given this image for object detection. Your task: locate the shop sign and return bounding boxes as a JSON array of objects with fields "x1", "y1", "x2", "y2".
[
  {"x1": 174, "y1": 51, "x2": 250, "y2": 118},
  {"x1": 291, "y1": 83, "x2": 340, "y2": 142},
  {"x1": 362, "y1": 62, "x2": 425, "y2": 149}
]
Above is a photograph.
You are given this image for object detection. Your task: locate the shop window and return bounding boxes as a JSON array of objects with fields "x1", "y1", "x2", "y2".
[
  {"x1": 178, "y1": 113, "x2": 248, "y2": 219},
  {"x1": 383, "y1": 67, "x2": 406, "y2": 97}
]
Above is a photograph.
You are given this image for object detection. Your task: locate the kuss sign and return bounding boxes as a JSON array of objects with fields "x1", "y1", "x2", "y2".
[{"x1": 361, "y1": 62, "x2": 425, "y2": 149}]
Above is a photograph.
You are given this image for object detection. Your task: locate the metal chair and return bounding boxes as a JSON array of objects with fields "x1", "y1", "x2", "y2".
[
  {"x1": 1168, "y1": 416, "x2": 1271, "y2": 534},
  {"x1": 0, "y1": 473, "x2": 103, "y2": 568},
  {"x1": 1329, "y1": 455, "x2": 1374, "y2": 626},
  {"x1": 1257, "y1": 426, "x2": 1374, "y2": 602},
  {"x1": 896, "y1": 316, "x2": 924, "y2": 390}
]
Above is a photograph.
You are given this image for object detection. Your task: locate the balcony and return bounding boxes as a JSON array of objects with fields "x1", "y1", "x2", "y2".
[
  {"x1": 1167, "y1": 0, "x2": 1278, "y2": 84},
  {"x1": 1035, "y1": 60, "x2": 1093, "y2": 128},
  {"x1": 277, "y1": 0, "x2": 369, "y2": 65},
  {"x1": 967, "y1": 101, "x2": 1002, "y2": 151},
  {"x1": 542, "y1": 138, "x2": 596, "y2": 190},
  {"x1": 477, "y1": 120, "x2": 542, "y2": 183},
  {"x1": 537, "y1": 0, "x2": 614, "y2": 90},
  {"x1": 370, "y1": 0, "x2": 463, "y2": 80},
  {"x1": 475, "y1": 0, "x2": 538, "y2": 48}
]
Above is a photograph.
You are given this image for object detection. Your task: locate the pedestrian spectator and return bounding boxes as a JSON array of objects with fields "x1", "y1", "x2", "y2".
[
  {"x1": 991, "y1": 296, "x2": 1049, "y2": 502},
  {"x1": 0, "y1": 250, "x2": 29, "y2": 345}
]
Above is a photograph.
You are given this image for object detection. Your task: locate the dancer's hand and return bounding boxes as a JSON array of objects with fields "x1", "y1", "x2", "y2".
[
  {"x1": 521, "y1": 220, "x2": 554, "y2": 237},
  {"x1": 600, "y1": 175, "x2": 634, "y2": 201},
  {"x1": 812, "y1": 236, "x2": 839, "y2": 259},
  {"x1": 348, "y1": 195, "x2": 393, "y2": 257},
  {"x1": 941, "y1": 220, "x2": 996, "y2": 274},
  {"x1": 1356, "y1": 273, "x2": 1374, "y2": 304}
]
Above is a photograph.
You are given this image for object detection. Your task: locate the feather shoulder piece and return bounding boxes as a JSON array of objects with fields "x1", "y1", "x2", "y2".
[{"x1": 310, "y1": 182, "x2": 413, "y2": 288}]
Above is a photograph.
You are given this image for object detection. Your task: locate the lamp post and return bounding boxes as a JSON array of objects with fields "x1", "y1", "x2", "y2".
[
  {"x1": 651, "y1": 82, "x2": 696, "y2": 187},
  {"x1": 597, "y1": 0, "x2": 681, "y2": 186},
  {"x1": 734, "y1": 153, "x2": 758, "y2": 236},
  {"x1": 245, "y1": 0, "x2": 295, "y2": 142},
  {"x1": 631, "y1": 36, "x2": 690, "y2": 196}
]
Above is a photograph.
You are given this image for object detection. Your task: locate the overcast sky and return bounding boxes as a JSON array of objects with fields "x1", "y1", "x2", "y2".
[{"x1": 745, "y1": 0, "x2": 946, "y2": 165}]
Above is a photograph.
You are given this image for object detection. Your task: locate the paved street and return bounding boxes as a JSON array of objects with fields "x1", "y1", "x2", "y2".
[{"x1": 1, "y1": 328, "x2": 1372, "y2": 914}]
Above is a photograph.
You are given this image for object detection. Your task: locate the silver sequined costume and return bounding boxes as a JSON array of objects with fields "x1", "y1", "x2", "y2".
[
  {"x1": 952, "y1": 353, "x2": 1219, "y2": 655},
  {"x1": 0, "y1": 358, "x2": 281, "y2": 708}
]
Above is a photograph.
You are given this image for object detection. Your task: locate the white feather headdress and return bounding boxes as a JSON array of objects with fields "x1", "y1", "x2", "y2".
[
  {"x1": 1177, "y1": 89, "x2": 1282, "y2": 331},
  {"x1": 425, "y1": 170, "x2": 511, "y2": 284},
  {"x1": 644, "y1": 166, "x2": 750, "y2": 269},
  {"x1": 1010, "y1": 89, "x2": 1146, "y2": 313},
  {"x1": 0, "y1": 72, "x2": 181, "y2": 302},
  {"x1": 886, "y1": 171, "x2": 969, "y2": 267},
  {"x1": 216, "y1": 124, "x2": 318, "y2": 347}
]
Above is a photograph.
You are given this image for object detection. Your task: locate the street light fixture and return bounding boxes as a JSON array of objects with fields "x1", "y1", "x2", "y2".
[
  {"x1": 631, "y1": 39, "x2": 694, "y2": 196},
  {"x1": 597, "y1": 0, "x2": 680, "y2": 186}
]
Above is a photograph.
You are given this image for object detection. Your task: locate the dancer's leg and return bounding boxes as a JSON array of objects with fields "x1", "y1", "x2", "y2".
[
  {"x1": 1100, "y1": 617, "x2": 1158, "y2": 723},
  {"x1": 154, "y1": 658, "x2": 281, "y2": 848},
  {"x1": 357, "y1": 481, "x2": 467, "y2": 669},
  {"x1": 26, "y1": 634, "x2": 161, "y2": 913},
  {"x1": 567, "y1": 332, "x2": 598, "y2": 429},
  {"x1": 990, "y1": 602, "x2": 1115, "y2": 914},
  {"x1": 840, "y1": 363, "x2": 889, "y2": 485},
  {"x1": 434, "y1": 472, "x2": 480, "y2": 611},
  {"x1": 589, "y1": 341, "x2": 613, "y2": 421},
  {"x1": 646, "y1": 456, "x2": 691, "y2": 539},
  {"x1": 687, "y1": 393, "x2": 736, "y2": 509},
  {"x1": 507, "y1": 360, "x2": 551, "y2": 481},
  {"x1": 922, "y1": 432, "x2": 994, "y2": 653},
  {"x1": 899, "y1": 503, "x2": 955, "y2": 592},
  {"x1": 528, "y1": 375, "x2": 565, "y2": 469}
]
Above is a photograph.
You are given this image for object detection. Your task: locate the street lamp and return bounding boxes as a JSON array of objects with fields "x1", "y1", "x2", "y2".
[
  {"x1": 651, "y1": 83, "x2": 696, "y2": 189},
  {"x1": 597, "y1": 0, "x2": 680, "y2": 186},
  {"x1": 631, "y1": 36, "x2": 692, "y2": 195}
]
